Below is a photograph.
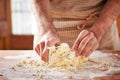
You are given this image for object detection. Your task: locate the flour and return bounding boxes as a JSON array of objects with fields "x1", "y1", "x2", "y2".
[{"x1": 0, "y1": 44, "x2": 120, "y2": 80}]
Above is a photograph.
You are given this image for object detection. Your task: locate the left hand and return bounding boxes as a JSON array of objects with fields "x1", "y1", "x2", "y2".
[
  {"x1": 34, "y1": 31, "x2": 60, "y2": 62},
  {"x1": 72, "y1": 30, "x2": 99, "y2": 57}
]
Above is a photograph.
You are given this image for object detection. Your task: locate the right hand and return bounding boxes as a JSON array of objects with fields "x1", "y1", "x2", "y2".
[
  {"x1": 34, "y1": 31, "x2": 60, "y2": 62},
  {"x1": 72, "y1": 30, "x2": 99, "y2": 57}
]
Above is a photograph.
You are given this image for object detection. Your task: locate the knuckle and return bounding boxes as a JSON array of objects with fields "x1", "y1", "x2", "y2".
[
  {"x1": 77, "y1": 38, "x2": 81, "y2": 43},
  {"x1": 90, "y1": 32, "x2": 94, "y2": 37},
  {"x1": 81, "y1": 29, "x2": 89, "y2": 34},
  {"x1": 74, "y1": 45, "x2": 78, "y2": 50},
  {"x1": 93, "y1": 38, "x2": 98, "y2": 44},
  {"x1": 82, "y1": 50, "x2": 87, "y2": 54},
  {"x1": 87, "y1": 42, "x2": 93, "y2": 47},
  {"x1": 81, "y1": 40, "x2": 86, "y2": 45},
  {"x1": 78, "y1": 47, "x2": 82, "y2": 52},
  {"x1": 84, "y1": 30, "x2": 89, "y2": 34}
]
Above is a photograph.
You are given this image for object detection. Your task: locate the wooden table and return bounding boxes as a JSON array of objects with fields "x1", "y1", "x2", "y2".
[{"x1": 0, "y1": 50, "x2": 120, "y2": 80}]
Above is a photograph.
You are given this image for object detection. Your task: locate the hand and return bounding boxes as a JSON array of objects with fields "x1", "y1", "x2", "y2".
[
  {"x1": 72, "y1": 30, "x2": 99, "y2": 57},
  {"x1": 34, "y1": 31, "x2": 60, "y2": 62}
]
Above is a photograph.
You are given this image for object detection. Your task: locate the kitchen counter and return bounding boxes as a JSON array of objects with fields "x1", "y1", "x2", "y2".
[{"x1": 0, "y1": 50, "x2": 120, "y2": 80}]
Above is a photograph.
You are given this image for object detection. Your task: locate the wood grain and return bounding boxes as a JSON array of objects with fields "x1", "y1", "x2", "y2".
[
  {"x1": 0, "y1": 0, "x2": 5, "y2": 20},
  {"x1": 10, "y1": 35, "x2": 33, "y2": 50},
  {"x1": 0, "y1": 50, "x2": 119, "y2": 80},
  {"x1": 0, "y1": 39, "x2": 4, "y2": 49}
]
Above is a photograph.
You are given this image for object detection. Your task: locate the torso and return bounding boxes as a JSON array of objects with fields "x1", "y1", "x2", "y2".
[{"x1": 50, "y1": 0, "x2": 106, "y2": 19}]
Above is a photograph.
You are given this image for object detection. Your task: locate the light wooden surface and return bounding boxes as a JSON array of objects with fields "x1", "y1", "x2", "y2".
[{"x1": 0, "y1": 50, "x2": 120, "y2": 80}]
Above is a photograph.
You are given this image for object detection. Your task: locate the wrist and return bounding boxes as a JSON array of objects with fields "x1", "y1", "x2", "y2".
[
  {"x1": 90, "y1": 16, "x2": 114, "y2": 41},
  {"x1": 34, "y1": 26, "x2": 59, "y2": 48},
  {"x1": 37, "y1": 22, "x2": 56, "y2": 34}
]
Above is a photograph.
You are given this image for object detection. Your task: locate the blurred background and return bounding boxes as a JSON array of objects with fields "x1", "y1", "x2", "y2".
[
  {"x1": 0, "y1": 0, "x2": 120, "y2": 50},
  {"x1": 0, "y1": 0, "x2": 36, "y2": 50}
]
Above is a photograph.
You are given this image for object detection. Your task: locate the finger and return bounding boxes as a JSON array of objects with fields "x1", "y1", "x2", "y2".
[
  {"x1": 47, "y1": 38, "x2": 61, "y2": 47},
  {"x1": 77, "y1": 32, "x2": 94, "y2": 56},
  {"x1": 35, "y1": 42, "x2": 45, "y2": 55},
  {"x1": 35, "y1": 44, "x2": 40, "y2": 55},
  {"x1": 81, "y1": 37, "x2": 98, "y2": 57},
  {"x1": 84, "y1": 44, "x2": 97, "y2": 57},
  {"x1": 41, "y1": 41, "x2": 50, "y2": 62},
  {"x1": 41, "y1": 40, "x2": 60, "y2": 62},
  {"x1": 55, "y1": 42, "x2": 61, "y2": 47},
  {"x1": 83, "y1": 48, "x2": 94, "y2": 57},
  {"x1": 72, "y1": 30, "x2": 89, "y2": 50},
  {"x1": 41, "y1": 49, "x2": 49, "y2": 62},
  {"x1": 81, "y1": 37, "x2": 96, "y2": 57}
]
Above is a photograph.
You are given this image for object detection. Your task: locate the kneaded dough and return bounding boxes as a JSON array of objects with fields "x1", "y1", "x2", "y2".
[
  {"x1": 48, "y1": 43, "x2": 88, "y2": 69},
  {"x1": 5, "y1": 43, "x2": 119, "y2": 80}
]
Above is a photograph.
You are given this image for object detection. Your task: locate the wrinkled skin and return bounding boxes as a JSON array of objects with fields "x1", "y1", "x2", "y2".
[
  {"x1": 35, "y1": 31, "x2": 60, "y2": 62},
  {"x1": 72, "y1": 30, "x2": 99, "y2": 57},
  {"x1": 32, "y1": 0, "x2": 120, "y2": 62}
]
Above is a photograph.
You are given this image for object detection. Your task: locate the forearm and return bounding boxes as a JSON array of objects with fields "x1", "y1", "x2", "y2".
[
  {"x1": 90, "y1": 0, "x2": 120, "y2": 41},
  {"x1": 32, "y1": 0, "x2": 56, "y2": 35}
]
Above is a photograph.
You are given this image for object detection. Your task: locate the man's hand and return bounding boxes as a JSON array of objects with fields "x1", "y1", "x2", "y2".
[
  {"x1": 34, "y1": 31, "x2": 60, "y2": 62},
  {"x1": 72, "y1": 30, "x2": 99, "y2": 57}
]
